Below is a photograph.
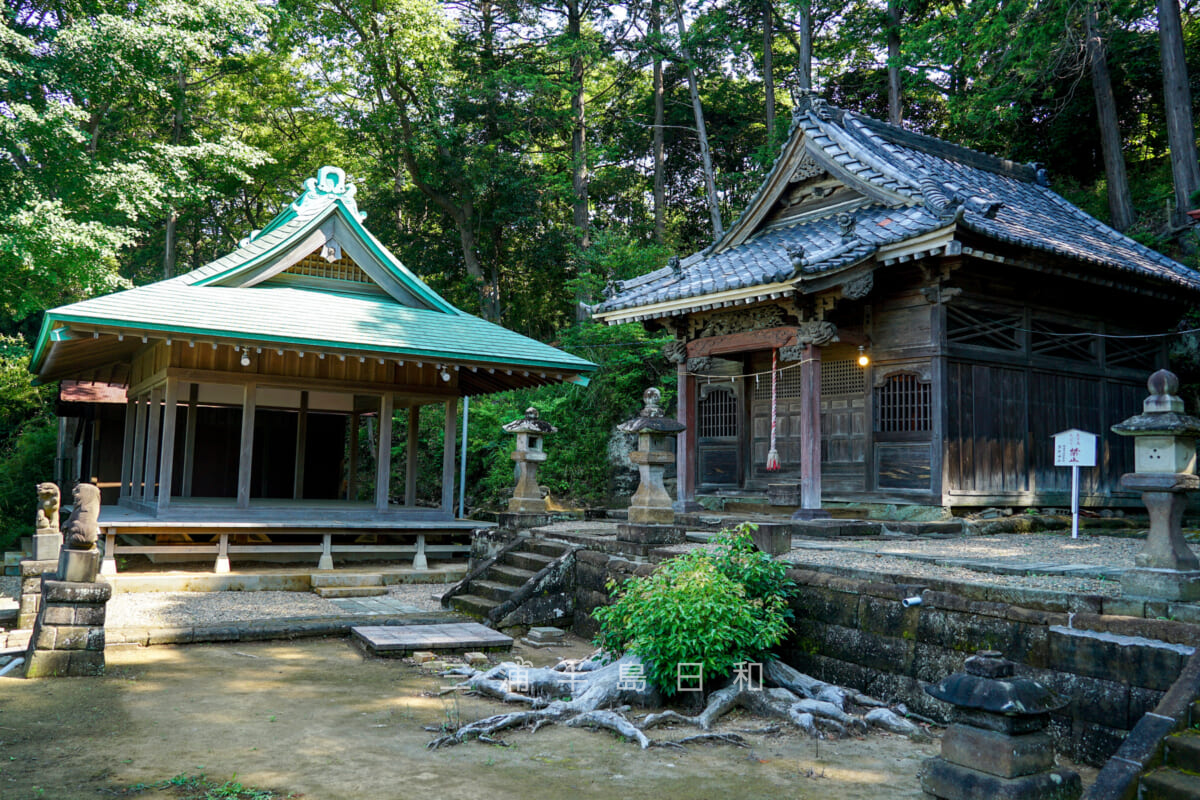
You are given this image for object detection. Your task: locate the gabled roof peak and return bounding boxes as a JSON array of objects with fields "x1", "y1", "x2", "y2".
[{"x1": 239, "y1": 166, "x2": 365, "y2": 248}]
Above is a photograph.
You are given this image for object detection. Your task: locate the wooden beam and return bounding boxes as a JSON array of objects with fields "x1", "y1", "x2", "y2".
[
  {"x1": 687, "y1": 326, "x2": 798, "y2": 357},
  {"x1": 347, "y1": 411, "x2": 359, "y2": 501},
  {"x1": 375, "y1": 393, "x2": 393, "y2": 512},
  {"x1": 800, "y1": 344, "x2": 822, "y2": 510},
  {"x1": 162, "y1": 367, "x2": 458, "y2": 400},
  {"x1": 293, "y1": 390, "x2": 308, "y2": 499},
  {"x1": 142, "y1": 386, "x2": 163, "y2": 504},
  {"x1": 156, "y1": 379, "x2": 180, "y2": 514},
  {"x1": 441, "y1": 399, "x2": 456, "y2": 515},
  {"x1": 119, "y1": 398, "x2": 136, "y2": 498},
  {"x1": 405, "y1": 405, "x2": 419, "y2": 507},
  {"x1": 182, "y1": 382, "x2": 198, "y2": 498},
  {"x1": 676, "y1": 364, "x2": 698, "y2": 508},
  {"x1": 130, "y1": 395, "x2": 148, "y2": 499},
  {"x1": 237, "y1": 382, "x2": 257, "y2": 509}
]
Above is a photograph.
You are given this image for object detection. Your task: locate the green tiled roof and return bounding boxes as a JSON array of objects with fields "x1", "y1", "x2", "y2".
[{"x1": 31, "y1": 167, "x2": 595, "y2": 378}]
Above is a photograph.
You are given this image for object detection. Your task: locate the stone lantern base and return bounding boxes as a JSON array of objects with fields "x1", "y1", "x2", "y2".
[
  {"x1": 617, "y1": 523, "x2": 684, "y2": 546},
  {"x1": 920, "y1": 757, "x2": 1081, "y2": 800},
  {"x1": 1120, "y1": 568, "x2": 1200, "y2": 601}
]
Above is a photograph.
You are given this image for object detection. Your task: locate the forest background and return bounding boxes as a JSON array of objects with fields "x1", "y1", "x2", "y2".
[{"x1": 1, "y1": 0, "x2": 1198, "y2": 544}]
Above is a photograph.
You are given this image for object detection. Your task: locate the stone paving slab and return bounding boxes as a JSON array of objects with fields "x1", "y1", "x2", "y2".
[
  {"x1": 328, "y1": 597, "x2": 425, "y2": 615},
  {"x1": 352, "y1": 622, "x2": 513, "y2": 656}
]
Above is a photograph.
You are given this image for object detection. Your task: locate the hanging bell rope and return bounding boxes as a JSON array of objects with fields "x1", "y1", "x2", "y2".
[{"x1": 766, "y1": 347, "x2": 781, "y2": 471}]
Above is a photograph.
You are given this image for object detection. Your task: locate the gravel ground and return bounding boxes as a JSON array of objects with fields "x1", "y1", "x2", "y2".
[
  {"x1": 105, "y1": 591, "x2": 352, "y2": 628},
  {"x1": 386, "y1": 582, "x2": 447, "y2": 611},
  {"x1": 797, "y1": 533, "x2": 1141, "y2": 567}
]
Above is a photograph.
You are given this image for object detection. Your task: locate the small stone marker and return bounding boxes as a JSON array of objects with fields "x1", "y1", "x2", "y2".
[
  {"x1": 464, "y1": 651, "x2": 489, "y2": 666},
  {"x1": 522, "y1": 626, "x2": 566, "y2": 648},
  {"x1": 412, "y1": 651, "x2": 437, "y2": 664}
]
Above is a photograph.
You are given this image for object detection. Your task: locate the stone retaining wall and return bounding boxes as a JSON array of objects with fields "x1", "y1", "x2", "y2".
[{"x1": 568, "y1": 548, "x2": 1198, "y2": 767}]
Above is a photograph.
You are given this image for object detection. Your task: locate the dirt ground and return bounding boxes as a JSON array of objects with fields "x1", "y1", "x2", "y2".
[{"x1": 0, "y1": 637, "x2": 1094, "y2": 800}]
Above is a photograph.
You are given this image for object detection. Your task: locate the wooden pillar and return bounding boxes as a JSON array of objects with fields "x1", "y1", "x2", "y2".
[
  {"x1": 237, "y1": 382, "x2": 257, "y2": 509},
  {"x1": 100, "y1": 529, "x2": 118, "y2": 576},
  {"x1": 156, "y1": 378, "x2": 180, "y2": 515},
  {"x1": 675, "y1": 363, "x2": 699, "y2": 510},
  {"x1": 375, "y1": 393, "x2": 393, "y2": 512},
  {"x1": 347, "y1": 411, "x2": 359, "y2": 501},
  {"x1": 293, "y1": 390, "x2": 308, "y2": 500},
  {"x1": 141, "y1": 386, "x2": 163, "y2": 504},
  {"x1": 119, "y1": 398, "x2": 136, "y2": 498},
  {"x1": 215, "y1": 533, "x2": 230, "y2": 574},
  {"x1": 441, "y1": 399, "x2": 457, "y2": 515},
  {"x1": 799, "y1": 344, "x2": 822, "y2": 510},
  {"x1": 182, "y1": 382, "x2": 198, "y2": 498},
  {"x1": 405, "y1": 405, "x2": 419, "y2": 507},
  {"x1": 129, "y1": 395, "x2": 148, "y2": 501}
]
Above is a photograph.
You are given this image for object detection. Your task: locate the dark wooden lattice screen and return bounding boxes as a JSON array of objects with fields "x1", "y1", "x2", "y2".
[
  {"x1": 699, "y1": 387, "x2": 737, "y2": 437},
  {"x1": 874, "y1": 373, "x2": 931, "y2": 433}
]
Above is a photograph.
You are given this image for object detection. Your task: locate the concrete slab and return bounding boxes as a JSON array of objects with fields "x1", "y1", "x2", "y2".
[{"x1": 352, "y1": 623, "x2": 513, "y2": 657}]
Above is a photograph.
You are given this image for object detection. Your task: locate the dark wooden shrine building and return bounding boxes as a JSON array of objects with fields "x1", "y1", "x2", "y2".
[
  {"x1": 594, "y1": 96, "x2": 1200, "y2": 510},
  {"x1": 31, "y1": 167, "x2": 594, "y2": 572}
]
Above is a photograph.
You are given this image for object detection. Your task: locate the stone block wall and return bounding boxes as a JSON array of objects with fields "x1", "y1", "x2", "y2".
[
  {"x1": 17, "y1": 558, "x2": 57, "y2": 630},
  {"x1": 569, "y1": 549, "x2": 1198, "y2": 767},
  {"x1": 24, "y1": 578, "x2": 111, "y2": 678}
]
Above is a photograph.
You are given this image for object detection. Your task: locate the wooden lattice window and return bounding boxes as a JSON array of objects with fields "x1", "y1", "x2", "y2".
[
  {"x1": 699, "y1": 387, "x2": 737, "y2": 438},
  {"x1": 947, "y1": 305, "x2": 1021, "y2": 351},
  {"x1": 874, "y1": 373, "x2": 931, "y2": 433},
  {"x1": 1106, "y1": 336, "x2": 1161, "y2": 370},
  {"x1": 283, "y1": 248, "x2": 374, "y2": 284},
  {"x1": 752, "y1": 367, "x2": 802, "y2": 401},
  {"x1": 1029, "y1": 319, "x2": 1098, "y2": 363},
  {"x1": 821, "y1": 359, "x2": 865, "y2": 395}
]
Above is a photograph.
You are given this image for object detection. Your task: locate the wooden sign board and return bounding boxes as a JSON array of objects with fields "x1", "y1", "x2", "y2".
[{"x1": 1054, "y1": 429, "x2": 1097, "y2": 468}]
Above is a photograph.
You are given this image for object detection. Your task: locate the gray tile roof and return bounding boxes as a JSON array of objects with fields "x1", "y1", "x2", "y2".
[{"x1": 596, "y1": 99, "x2": 1200, "y2": 317}]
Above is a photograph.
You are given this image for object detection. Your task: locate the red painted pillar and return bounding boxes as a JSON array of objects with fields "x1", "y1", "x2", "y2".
[
  {"x1": 798, "y1": 343, "x2": 826, "y2": 515},
  {"x1": 675, "y1": 363, "x2": 700, "y2": 510}
]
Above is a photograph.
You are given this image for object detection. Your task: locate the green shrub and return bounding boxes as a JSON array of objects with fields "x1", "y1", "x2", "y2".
[
  {"x1": 593, "y1": 527, "x2": 794, "y2": 696},
  {"x1": 0, "y1": 415, "x2": 56, "y2": 552}
]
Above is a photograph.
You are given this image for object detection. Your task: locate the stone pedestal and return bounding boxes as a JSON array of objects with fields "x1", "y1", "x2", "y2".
[
  {"x1": 749, "y1": 522, "x2": 792, "y2": 556},
  {"x1": 24, "y1": 577, "x2": 111, "y2": 678},
  {"x1": 57, "y1": 547, "x2": 101, "y2": 583},
  {"x1": 767, "y1": 483, "x2": 802, "y2": 506},
  {"x1": 17, "y1": 558, "x2": 57, "y2": 630},
  {"x1": 31, "y1": 531, "x2": 61, "y2": 563},
  {"x1": 616, "y1": 523, "x2": 685, "y2": 546},
  {"x1": 496, "y1": 512, "x2": 555, "y2": 532},
  {"x1": 921, "y1": 650, "x2": 1079, "y2": 800}
]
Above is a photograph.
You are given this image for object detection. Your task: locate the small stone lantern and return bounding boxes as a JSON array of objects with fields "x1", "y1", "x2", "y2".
[
  {"x1": 616, "y1": 388, "x2": 686, "y2": 548},
  {"x1": 921, "y1": 650, "x2": 1080, "y2": 800},
  {"x1": 503, "y1": 407, "x2": 557, "y2": 515},
  {"x1": 1112, "y1": 369, "x2": 1200, "y2": 600}
]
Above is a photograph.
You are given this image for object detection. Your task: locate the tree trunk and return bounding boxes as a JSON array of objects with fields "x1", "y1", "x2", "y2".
[
  {"x1": 652, "y1": 0, "x2": 666, "y2": 244},
  {"x1": 1086, "y1": 6, "x2": 1134, "y2": 232},
  {"x1": 672, "y1": 0, "x2": 724, "y2": 239},
  {"x1": 763, "y1": 0, "x2": 775, "y2": 142},
  {"x1": 1157, "y1": 0, "x2": 1200, "y2": 228},
  {"x1": 796, "y1": 0, "x2": 812, "y2": 91},
  {"x1": 568, "y1": 0, "x2": 589, "y2": 248},
  {"x1": 162, "y1": 71, "x2": 185, "y2": 280},
  {"x1": 886, "y1": 0, "x2": 902, "y2": 126}
]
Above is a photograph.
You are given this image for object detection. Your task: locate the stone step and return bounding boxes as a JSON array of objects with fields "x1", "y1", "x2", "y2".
[
  {"x1": 313, "y1": 586, "x2": 388, "y2": 599},
  {"x1": 1142, "y1": 768, "x2": 1200, "y2": 800},
  {"x1": 472, "y1": 579, "x2": 518, "y2": 603},
  {"x1": 503, "y1": 550, "x2": 555, "y2": 572},
  {"x1": 1167, "y1": 732, "x2": 1200, "y2": 774},
  {"x1": 526, "y1": 539, "x2": 572, "y2": 558},
  {"x1": 489, "y1": 564, "x2": 536, "y2": 587},
  {"x1": 448, "y1": 594, "x2": 498, "y2": 621},
  {"x1": 311, "y1": 573, "x2": 384, "y2": 589},
  {"x1": 4, "y1": 630, "x2": 30, "y2": 649}
]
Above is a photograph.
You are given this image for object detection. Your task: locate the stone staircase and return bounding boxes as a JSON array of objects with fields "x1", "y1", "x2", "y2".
[
  {"x1": 311, "y1": 572, "x2": 388, "y2": 599},
  {"x1": 1141, "y1": 723, "x2": 1200, "y2": 799},
  {"x1": 446, "y1": 538, "x2": 573, "y2": 623}
]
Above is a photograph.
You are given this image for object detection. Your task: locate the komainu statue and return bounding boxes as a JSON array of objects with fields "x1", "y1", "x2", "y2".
[
  {"x1": 62, "y1": 483, "x2": 101, "y2": 550},
  {"x1": 35, "y1": 482, "x2": 60, "y2": 532}
]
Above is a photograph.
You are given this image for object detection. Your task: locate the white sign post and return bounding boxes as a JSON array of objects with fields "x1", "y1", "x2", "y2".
[{"x1": 1053, "y1": 429, "x2": 1098, "y2": 539}]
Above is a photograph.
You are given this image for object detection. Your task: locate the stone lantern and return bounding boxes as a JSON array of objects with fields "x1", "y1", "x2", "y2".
[
  {"x1": 616, "y1": 388, "x2": 686, "y2": 550},
  {"x1": 1112, "y1": 369, "x2": 1200, "y2": 600},
  {"x1": 921, "y1": 650, "x2": 1080, "y2": 800},
  {"x1": 503, "y1": 407, "x2": 557, "y2": 515}
]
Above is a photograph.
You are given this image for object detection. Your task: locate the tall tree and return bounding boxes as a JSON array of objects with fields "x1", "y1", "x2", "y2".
[
  {"x1": 1157, "y1": 0, "x2": 1200, "y2": 228},
  {"x1": 1085, "y1": 4, "x2": 1134, "y2": 231},
  {"x1": 651, "y1": 0, "x2": 667, "y2": 243},
  {"x1": 886, "y1": 0, "x2": 902, "y2": 125},
  {"x1": 670, "y1": 0, "x2": 724, "y2": 239}
]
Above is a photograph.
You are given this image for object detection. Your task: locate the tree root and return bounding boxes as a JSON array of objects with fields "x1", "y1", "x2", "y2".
[
  {"x1": 566, "y1": 710, "x2": 652, "y2": 749},
  {"x1": 677, "y1": 733, "x2": 749, "y2": 747}
]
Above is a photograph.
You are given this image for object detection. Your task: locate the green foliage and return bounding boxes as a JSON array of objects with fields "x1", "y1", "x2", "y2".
[
  {"x1": 593, "y1": 524, "x2": 794, "y2": 696},
  {"x1": 125, "y1": 772, "x2": 293, "y2": 799},
  {"x1": 0, "y1": 416, "x2": 56, "y2": 553}
]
